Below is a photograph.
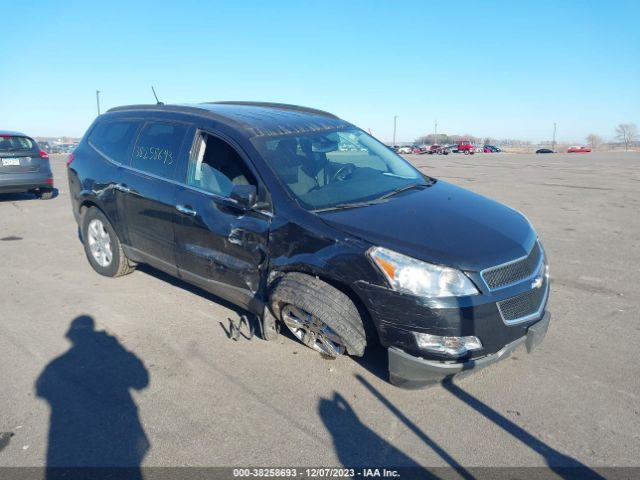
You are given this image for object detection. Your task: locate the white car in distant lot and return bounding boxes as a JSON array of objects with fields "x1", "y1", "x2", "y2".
[{"x1": 397, "y1": 146, "x2": 413, "y2": 154}]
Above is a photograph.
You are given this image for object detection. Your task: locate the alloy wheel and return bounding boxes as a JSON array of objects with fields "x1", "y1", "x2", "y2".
[
  {"x1": 87, "y1": 219, "x2": 113, "y2": 267},
  {"x1": 281, "y1": 304, "x2": 346, "y2": 357}
]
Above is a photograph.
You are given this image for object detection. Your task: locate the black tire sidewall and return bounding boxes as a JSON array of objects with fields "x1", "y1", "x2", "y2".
[
  {"x1": 82, "y1": 208, "x2": 122, "y2": 277},
  {"x1": 271, "y1": 273, "x2": 366, "y2": 356}
]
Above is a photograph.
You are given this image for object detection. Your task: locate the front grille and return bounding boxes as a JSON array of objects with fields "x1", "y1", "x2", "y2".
[
  {"x1": 497, "y1": 282, "x2": 547, "y2": 324},
  {"x1": 482, "y1": 242, "x2": 542, "y2": 290}
]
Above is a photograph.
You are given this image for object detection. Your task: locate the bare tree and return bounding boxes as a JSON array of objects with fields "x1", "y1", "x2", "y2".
[
  {"x1": 615, "y1": 123, "x2": 638, "y2": 151},
  {"x1": 586, "y1": 134, "x2": 603, "y2": 151},
  {"x1": 415, "y1": 133, "x2": 451, "y2": 145}
]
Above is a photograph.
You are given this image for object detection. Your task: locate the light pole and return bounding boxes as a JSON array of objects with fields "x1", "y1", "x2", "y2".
[
  {"x1": 392, "y1": 116, "x2": 398, "y2": 146},
  {"x1": 434, "y1": 120, "x2": 438, "y2": 145},
  {"x1": 552, "y1": 122, "x2": 556, "y2": 152},
  {"x1": 96, "y1": 90, "x2": 101, "y2": 115}
]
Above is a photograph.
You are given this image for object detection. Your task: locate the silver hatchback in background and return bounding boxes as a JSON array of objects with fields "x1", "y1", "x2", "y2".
[{"x1": 0, "y1": 131, "x2": 54, "y2": 199}]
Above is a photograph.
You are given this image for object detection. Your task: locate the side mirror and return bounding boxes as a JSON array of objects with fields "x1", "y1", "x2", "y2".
[{"x1": 229, "y1": 184, "x2": 257, "y2": 210}]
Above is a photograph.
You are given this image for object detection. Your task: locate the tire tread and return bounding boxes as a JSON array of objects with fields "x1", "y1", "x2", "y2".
[
  {"x1": 271, "y1": 273, "x2": 366, "y2": 356},
  {"x1": 82, "y1": 207, "x2": 135, "y2": 278}
]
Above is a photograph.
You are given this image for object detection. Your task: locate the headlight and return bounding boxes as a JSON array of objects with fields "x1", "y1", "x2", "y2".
[{"x1": 368, "y1": 247, "x2": 478, "y2": 298}]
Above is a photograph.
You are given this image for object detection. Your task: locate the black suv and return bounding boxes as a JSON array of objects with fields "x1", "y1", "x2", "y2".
[{"x1": 68, "y1": 102, "x2": 550, "y2": 388}]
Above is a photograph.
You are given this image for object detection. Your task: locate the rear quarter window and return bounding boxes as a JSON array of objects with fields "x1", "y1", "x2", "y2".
[
  {"x1": 130, "y1": 122, "x2": 187, "y2": 179},
  {"x1": 88, "y1": 120, "x2": 142, "y2": 162}
]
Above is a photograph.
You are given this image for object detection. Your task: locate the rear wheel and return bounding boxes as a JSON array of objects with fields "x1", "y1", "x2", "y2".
[
  {"x1": 270, "y1": 273, "x2": 366, "y2": 357},
  {"x1": 464, "y1": 150, "x2": 469, "y2": 155},
  {"x1": 81, "y1": 207, "x2": 134, "y2": 277}
]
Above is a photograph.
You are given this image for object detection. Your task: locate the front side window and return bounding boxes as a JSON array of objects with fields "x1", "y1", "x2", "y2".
[
  {"x1": 131, "y1": 122, "x2": 187, "y2": 179},
  {"x1": 252, "y1": 127, "x2": 425, "y2": 210},
  {"x1": 187, "y1": 133, "x2": 256, "y2": 196},
  {"x1": 89, "y1": 120, "x2": 141, "y2": 162}
]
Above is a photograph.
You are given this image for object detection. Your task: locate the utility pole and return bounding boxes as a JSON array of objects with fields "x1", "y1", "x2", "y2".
[
  {"x1": 96, "y1": 90, "x2": 101, "y2": 115},
  {"x1": 392, "y1": 116, "x2": 398, "y2": 146},
  {"x1": 434, "y1": 120, "x2": 438, "y2": 145},
  {"x1": 552, "y1": 122, "x2": 557, "y2": 151}
]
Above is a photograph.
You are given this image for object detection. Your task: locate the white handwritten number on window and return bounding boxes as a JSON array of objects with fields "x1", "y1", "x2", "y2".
[{"x1": 134, "y1": 146, "x2": 174, "y2": 165}]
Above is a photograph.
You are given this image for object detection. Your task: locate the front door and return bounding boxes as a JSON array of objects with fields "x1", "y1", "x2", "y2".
[{"x1": 172, "y1": 131, "x2": 271, "y2": 312}]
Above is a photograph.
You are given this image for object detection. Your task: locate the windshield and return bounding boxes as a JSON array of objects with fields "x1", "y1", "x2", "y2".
[
  {"x1": 253, "y1": 127, "x2": 427, "y2": 210},
  {"x1": 0, "y1": 135, "x2": 36, "y2": 153}
]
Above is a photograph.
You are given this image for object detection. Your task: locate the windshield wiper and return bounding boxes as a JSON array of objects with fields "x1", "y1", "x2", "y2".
[
  {"x1": 377, "y1": 182, "x2": 429, "y2": 200},
  {"x1": 313, "y1": 199, "x2": 385, "y2": 213},
  {"x1": 313, "y1": 181, "x2": 433, "y2": 212}
]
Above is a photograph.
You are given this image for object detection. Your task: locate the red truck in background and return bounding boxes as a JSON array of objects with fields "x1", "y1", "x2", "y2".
[
  {"x1": 567, "y1": 146, "x2": 592, "y2": 153},
  {"x1": 456, "y1": 140, "x2": 475, "y2": 155}
]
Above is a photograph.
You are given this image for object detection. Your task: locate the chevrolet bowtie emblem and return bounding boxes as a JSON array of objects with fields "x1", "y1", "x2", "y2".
[{"x1": 531, "y1": 275, "x2": 544, "y2": 289}]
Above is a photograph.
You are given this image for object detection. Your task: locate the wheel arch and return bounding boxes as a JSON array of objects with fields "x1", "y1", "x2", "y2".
[
  {"x1": 266, "y1": 266, "x2": 381, "y2": 347},
  {"x1": 78, "y1": 197, "x2": 127, "y2": 244}
]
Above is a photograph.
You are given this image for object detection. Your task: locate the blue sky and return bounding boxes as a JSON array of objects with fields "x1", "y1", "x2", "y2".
[{"x1": 1, "y1": 0, "x2": 638, "y2": 143}]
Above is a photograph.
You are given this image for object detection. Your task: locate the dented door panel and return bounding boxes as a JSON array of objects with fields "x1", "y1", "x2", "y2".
[{"x1": 173, "y1": 184, "x2": 270, "y2": 312}]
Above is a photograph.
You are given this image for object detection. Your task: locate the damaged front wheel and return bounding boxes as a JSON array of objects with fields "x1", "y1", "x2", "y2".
[
  {"x1": 271, "y1": 273, "x2": 366, "y2": 357},
  {"x1": 281, "y1": 305, "x2": 347, "y2": 356}
]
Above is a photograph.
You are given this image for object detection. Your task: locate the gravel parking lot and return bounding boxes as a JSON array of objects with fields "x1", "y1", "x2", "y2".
[{"x1": 1, "y1": 152, "x2": 639, "y2": 473}]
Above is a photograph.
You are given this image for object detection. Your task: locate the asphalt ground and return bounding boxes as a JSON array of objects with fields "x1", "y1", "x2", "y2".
[{"x1": 1, "y1": 152, "x2": 639, "y2": 473}]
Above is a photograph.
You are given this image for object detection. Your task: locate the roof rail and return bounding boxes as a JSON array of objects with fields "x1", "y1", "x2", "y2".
[
  {"x1": 106, "y1": 104, "x2": 167, "y2": 113},
  {"x1": 206, "y1": 101, "x2": 339, "y2": 119}
]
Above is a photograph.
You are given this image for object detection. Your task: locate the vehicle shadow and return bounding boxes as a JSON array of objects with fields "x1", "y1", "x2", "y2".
[
  {"x1": 35, "y1": 315, "x2": 149, "y2": 480},
  {"x1": 342, "y1": 375, "x2": 475, "y2": 478},
  {"x1": 347, "y1": 374, "x2": 602, "y2": 478},
  {"x1": 0, "y1": 188, "x2": 59, "y2": 202},
  {"x1": 318, "y1": 392, "x2": 437, "y2": 475},
  {"x1": 440, "y1": 378, "x2": 604, "y2": 478},
  {"x1": 135, "y1": 264, "x2": 264, "y2": 337},
  {"x1": 352, "y1": 342, "x2": 391, "y2": 381}
]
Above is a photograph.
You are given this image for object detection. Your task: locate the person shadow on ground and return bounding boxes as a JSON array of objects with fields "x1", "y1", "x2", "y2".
[
  {"x1": 319, "y1": 392, "x2": 436, "y2": 477},
  {"x1": 35, "y1": 315, "x2": 149, "y2": 479}
]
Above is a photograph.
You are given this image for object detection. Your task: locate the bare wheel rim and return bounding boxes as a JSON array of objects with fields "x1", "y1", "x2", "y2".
[
  {"x1": 87, "y1": 219, "x2": 113, "y2": 268},
  {"x1": 281, "y1": 304, "x2": 346, "y2": 357}
]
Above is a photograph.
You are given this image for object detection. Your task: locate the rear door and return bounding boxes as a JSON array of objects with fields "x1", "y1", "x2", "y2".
[
  {"x1": 84, "y1": 119, "x2": 145, "y2": 227},
  {"x1": 0, "y1": 135, "x2": 45, "y2": 176},
  {"x1": 118, "y1": 120, "x2": 192, "y2": 273},
  {"x1": 172, "y1": 130, "x2": 271, "y2": 312}
]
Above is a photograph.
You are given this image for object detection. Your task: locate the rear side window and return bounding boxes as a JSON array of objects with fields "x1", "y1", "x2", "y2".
[
  {"x1": 89, "y1": 120, "x2": 141, "y2": 162},
  {"x1": 0, "y1": 135, "x2": 36, "y2": 153},
  {"x1": 131, "y1": 122, "x2": 187, "y2": 179}
]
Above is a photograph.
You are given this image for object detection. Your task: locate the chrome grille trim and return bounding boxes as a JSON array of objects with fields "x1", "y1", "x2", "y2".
[
  {"x1": 481, "y1": 241, "x2": 544, "y2": 291},
  {"x1": 497, "y1": 279, "x2": 549, "y2": 326}
]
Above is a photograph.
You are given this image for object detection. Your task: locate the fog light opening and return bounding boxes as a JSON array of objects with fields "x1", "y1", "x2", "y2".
[{"x1": 413, "y1": 332, "x2": 482, "y2": 357}]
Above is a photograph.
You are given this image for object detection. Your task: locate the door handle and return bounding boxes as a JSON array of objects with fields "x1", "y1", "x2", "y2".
[
  {"x1": 176, "y1": 204, "x2": 197, "y2": 216},
  {"x1": 114, "y1": 183, "x2": 130, "y2": 193}
]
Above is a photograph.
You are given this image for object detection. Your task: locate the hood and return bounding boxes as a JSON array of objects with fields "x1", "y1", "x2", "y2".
[{"x1": 320, "y1": 180, "x2": 537, "y2": 272}]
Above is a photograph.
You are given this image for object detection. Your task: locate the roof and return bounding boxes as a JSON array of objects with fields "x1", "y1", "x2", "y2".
[
  {"x1": 107, "y1": 101, "x2": 352, "y2": 138},
  {"x1": 0, "y1": 130, "x2": 28, "y2": 137}
]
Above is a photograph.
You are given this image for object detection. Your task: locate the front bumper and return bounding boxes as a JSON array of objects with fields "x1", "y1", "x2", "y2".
[{"x1": 388, "y1": 311, "x2": 550, "y2": 389}]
